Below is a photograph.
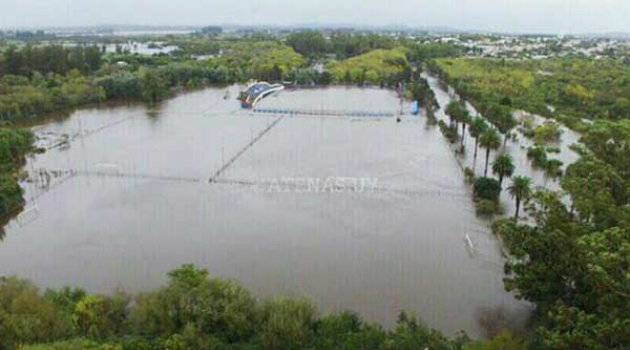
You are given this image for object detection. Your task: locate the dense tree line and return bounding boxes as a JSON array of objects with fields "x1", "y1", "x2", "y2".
[
  {"x1": 490, "y1": 120, "x2": 630, "y2": 349},
  {"x1": 94, "y1": 63, "x2": 232, "y2": 103},
  {"x1": 328, "y1": 47, "x2": 411, "y2": 87},
  {"x1": 0, "y1": 264, "x2": 530, "y2": 350},
  {"x1": 408, "y1": 77, "x2": 440, "y2": 118},
  {"x1": 0, "y1": 73, "x2": 106, "y2": 121},
  {"x1": 0, "y1": 30, "x2": 52, "y2": 41},
  {"x1": 1, "y1": 45, "x2": 103, "y2": 78},
  {"x1": 431, "y1": 57, "x2": 630, "y2": 129},
  {"x1": 205, "y1": 41, "x2": 307, "y2": 83},
  {"x1": 285, "y1": 31, "x2": 328, "y2": 59},
  {"x1": 170, "y1": 38, "x2": 221, "y2": 56},
  {"x1": 0, "y1": 39, "x2": 453, "y2": 124},
  {"x1": 407, "y1": 43, "x2": 466, "y2": 62},
  {"x1": 285, "y1": 31, "x2": 396, "y2": 59},
  {"x1": 0, "y1": 45, "x2": 107, "y2": 122},
  {"x1": 199, "y1": 26, "x2": 222, "y2": 36}
]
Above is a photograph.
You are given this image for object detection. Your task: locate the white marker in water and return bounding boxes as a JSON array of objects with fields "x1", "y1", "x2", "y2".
[{"x1": 464, "y1": 234, "x2": 475, "y2": 256}]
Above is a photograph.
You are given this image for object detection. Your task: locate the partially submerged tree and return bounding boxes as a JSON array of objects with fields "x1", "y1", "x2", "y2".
[
  {"x1": 507, "y1": 176, "x2": 533, "y2": 220},
  {"x1": 492, "y1": 154, "x2": 515, "y2": 186},
  {"x1": 469, "y1": 116, "x2": 489, "y2": 168},
  {"x1": 479, "y1": 128, "x2": 502, "y2": 177}
]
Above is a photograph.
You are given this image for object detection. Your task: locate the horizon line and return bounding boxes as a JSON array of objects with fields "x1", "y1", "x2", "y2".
[{"x1": 1, "y1": 23, "x2": 629, "y2": 37}]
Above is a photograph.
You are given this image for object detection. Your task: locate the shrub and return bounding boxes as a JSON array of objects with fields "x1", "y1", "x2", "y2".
[
  {"x1": 476, "y1": 199, "x2": 498, "y2": 215},
  {"x1": 384, "y1": 312, "x2": 453, "y2": 350},
  {"x1": 464, "y1": 330, "x2": 527, "y2": 350},
  {"x1": 438, "y1": 120, "x2": 459, "y2": 143},
  {"x1": 0, "y1": 277, "x2": 72, "y2": 349},
  {"x1": 464, "y1": 167, "x2": 475, "y2": 184},
  {"x1": 130, "y1": 264, "x2": 258, "y2": 343},
  {"x1": 259, "y1": 297, "x2": 317, "y2": 350},
  {"x1": 544, "y1": 159, "x2": 564, "y2": 178},
  {"x1": 94, "y1": 72, "x2": 141, "y2": 100},
  {"x1": 159, "y1": 325, "x2": 223, "y2": 350},
  {"x1": 72, "y1": 293, "x2": 130, "y2": 339},
  {"x1": 313, "y1": 311, "x2": 386, "y2": 350},
  {"x1": 526, "y1": 146, "x2": 548, "y2": 167},
  {"x1": 473, "y1": 177, "x2": 502, "y2": 201},
  {"x1": 546, "y1": 146, "x2": 561, "y2": 153},
  {"x1": 0, "y1": 174, "x2": 25, "y2": 216},
  {"x1": 44, "y1": 287, "x2": 87, "y2": 314},
  {"x1": 533, "y1": 121, "x2": 562, "y2": 145}
]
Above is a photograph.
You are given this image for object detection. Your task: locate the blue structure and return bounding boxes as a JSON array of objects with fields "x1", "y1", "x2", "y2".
[
  {"x1": 411, "y1": 101, "x2": 420, "y2": 115},
  {"x1": 239, "y1": 82, "x2": 284, "y2": 108}
]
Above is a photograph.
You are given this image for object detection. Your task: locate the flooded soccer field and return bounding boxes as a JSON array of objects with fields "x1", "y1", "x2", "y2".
[{"x1": 0, "y1": 84, "x2": 532, "y2": 337}]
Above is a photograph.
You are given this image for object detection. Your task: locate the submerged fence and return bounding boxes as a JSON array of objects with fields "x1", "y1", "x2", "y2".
[{"x1": 253, "y1": 108, "x2": 394, "y2": 118}]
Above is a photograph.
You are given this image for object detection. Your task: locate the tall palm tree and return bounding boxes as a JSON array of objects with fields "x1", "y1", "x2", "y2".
[
  {"x1": 508, "y1": 176, "x2": 533, "y2": 220},
  {"x1": 445, "y1": 100, "x2": 462, "y2": 128},
  {"x1": 498, "y1": 112, "x2": 517, "y2": 148},
  {"x1": 468, "y1": 116, "x2": 488, "y2": 164},
  {"x1": 479, "y1": 128, "x2": 502, "y2": 177},
  {"x1": 492, "y1": 153, "x2": 515, "y2": 185},
  {"x1": 460, "y1": 109, "x2": 472, "y2": 144},
  {"x1": 469, "y1": 116, "x2": 489, "y2": 167}
]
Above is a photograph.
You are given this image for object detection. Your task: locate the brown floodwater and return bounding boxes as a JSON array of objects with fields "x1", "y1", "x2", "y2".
[{"x1": 0, "y1": 84, "x2": 533, "y2": 337}]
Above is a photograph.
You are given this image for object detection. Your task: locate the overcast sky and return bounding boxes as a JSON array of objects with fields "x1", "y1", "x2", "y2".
[{"x1": 0, "y1": 0, "x2": 628, "y2": 34}]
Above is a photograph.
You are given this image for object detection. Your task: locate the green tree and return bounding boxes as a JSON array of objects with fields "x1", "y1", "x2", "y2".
[
  {"x1": 491, "y1": 154, "x2": 515, "y2": 186},
  {"x1": 479, "y1": 129, "x2": 502, "y2": 177},
  {"x1": 72, "y1": 293, "x2": 129, "y2": 339},
  {"x1": 460, "y1": 108, "x2": 472, "y2": 144},
  {"x1": 493, "y1": 190, "x2": 630, "y2": 349},
  {"x1": 0, "y1": 277, "x2": 71, "y2": 349},
  {"x1": 139, "y1": 68, "x2": 169, "y2": 104},
  {"x1": 561, "y1": 156, "x2": 625, "y2": 226},
  {"x1": 469, "y1": 116, "x2": 489, "y2": 167},
  {"x1": 286, "y1": 31, "x2": 327, "y2": 58},
  {"x1": 260, "y1": 297, "x2": 317, "y2": 350},
  {"x1": 131, "y1": 264, "x2": 258, "y2": 343},
  {"x1": 473, "y1": 177, "x2": 502, "y2": 201},
  {"x1": 526, "y1": 146, "x2": 548, "y2": 167},
  {"x1": 270, "y1": 63, "x2": 283, "y2": 82},
  {"x1": 409, "y1": 78, "x2": 439, "y2": 115},
  {"x1": 313, "y1": 311, "x2": 386, "y2": 350},
  {"x1": 533, "y1": 121, "x2": 562, "y2": 145},
  {"x1": 445, "y1": 100, "x2": 464, "y2": 129},
  {"x1": 384, "y1": 312, "x2": 454, "y2": 350},
  {"x1": 496, "y1": 111, "x2": 517, "y2": 148},
  {"x1": 507, "y1": 176, "x2": 532, "y2": 220},
  {"x1": 464, "y1": 330, "x2": 527, "y2": 350},
  {"x1": 2, "y1": 46, "x2": 22, "y2": 76}
]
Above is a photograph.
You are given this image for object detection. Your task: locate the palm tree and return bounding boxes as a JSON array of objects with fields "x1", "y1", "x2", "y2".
[
  {"x1": 498, "y1": 112, "x2": 517, "y2": 148},
  {"x1": 460, "y1": 109, "x2": 472, "y2": 144},
  {"x1": 479, "y1": 128, "x2": 502, "y2": 177},
  {"x1": 492, "y1": 154, "x2": 515, "y2": 186},
  {"x1": 446, "y1": 100, "x2": 472, "y2": 146},
  {"x1": 508, "y1": 176, "x2": 533, "y2": 220},
  {"x1": 445, "y1": 100, "x2": 462, "y2": 128},
  {"x1": 469, "y1": 117, "x2": 488, "y2": 167}
]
